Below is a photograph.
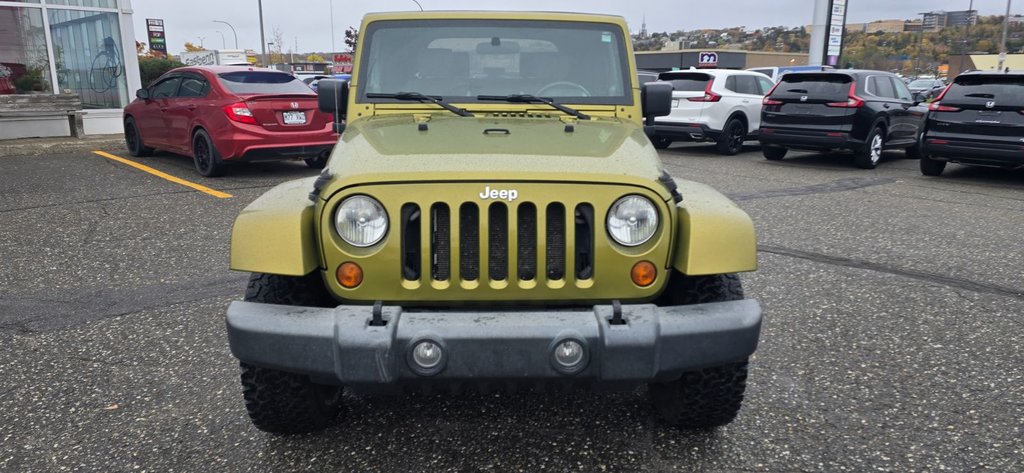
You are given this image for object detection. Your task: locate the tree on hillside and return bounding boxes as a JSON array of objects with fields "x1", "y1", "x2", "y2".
[
  {"x1": 184, "y1": 42, "x2": 205, "y2": 52},
  {"x1": 269, "y1": 26, "x2": 285, "y2": 64}
]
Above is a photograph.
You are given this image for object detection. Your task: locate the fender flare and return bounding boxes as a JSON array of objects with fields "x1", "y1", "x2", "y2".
[
  {"x1": 230, "y1": 177, "x2": 320, "y2": 276},
  {"x1": 670, "y1": 179, "x2": 757, "y2": 276}
]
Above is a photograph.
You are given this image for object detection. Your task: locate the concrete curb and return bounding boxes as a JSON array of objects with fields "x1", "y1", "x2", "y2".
[{"x1": 0, "y1": 134, "x2": 125, "y2": 158}]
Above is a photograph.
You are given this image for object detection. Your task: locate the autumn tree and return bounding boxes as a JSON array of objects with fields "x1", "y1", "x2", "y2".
[
  {"x1": 269, "y1": 26, "x2": 285, "y2": 64},
  {"x1": 306, "y1": 53, "x2": 326, "y2": 62},
  {"x1": 183, "y1": 41, "x2": 206, "y2": 52}
]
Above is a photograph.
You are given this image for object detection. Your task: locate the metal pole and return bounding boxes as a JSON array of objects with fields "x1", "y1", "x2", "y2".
[
  {"x1": 258, "y1": 0, "x2": 267, "y2": 63},
  {"x1": 807, "y1": 0, "x2": 830, "y2": 66},
  {"x1": 412, "y1": 0, "x2": 424, "y2": 11},
  {"x1": 998, "y1": 0, "x2": 1012, "y2": 71},
  {"x1": 213, "y1": 20, "x2": 238, "y2": 48},
  {"x1": 330, "y1": 0, "x2": 336, "y2": 52},
  {"x1": 216, "y1": 30, "x2": 226, "y2": 48}
]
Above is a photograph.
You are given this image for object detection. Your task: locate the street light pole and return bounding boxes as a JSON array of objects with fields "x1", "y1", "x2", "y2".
[
  {"x1": 216, "y1": 30, "x2": 226, "y2": 49},
  {"x1": 330, "y1": 0, "x2": 336, "y2": 52},
  {"x1": 412, "y1": 0, "x2": 424, "y2": 11},
  {"x1": 998, "y1": 0, "x2": 1013, "y2": 71},
  {"x1": 213, "y1": 20, "x2": 238, "y2": 48},
  {"x1": 259, "y1": 0, "x2": 267, "y2": 63}
]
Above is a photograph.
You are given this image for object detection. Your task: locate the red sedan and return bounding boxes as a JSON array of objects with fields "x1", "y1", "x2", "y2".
[{"x1": 123, "y1": 66, "x2": 336, "y2": 176}]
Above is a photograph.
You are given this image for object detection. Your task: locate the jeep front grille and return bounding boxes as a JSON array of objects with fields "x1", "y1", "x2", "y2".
[{"x1": 400, "y1": 200, "x2": 594, "y2": 286}]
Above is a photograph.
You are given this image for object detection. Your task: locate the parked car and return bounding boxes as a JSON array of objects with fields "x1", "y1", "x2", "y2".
[
  {"x1": 907, "y1": 78, "x2": 946, "y2": 101},
  {"x1": 919, "y1": 71, "x2": 1024, "y2": 176},
  {"x1": 123, "y1": 66, "x2": 337, "y2": 176},
  {"x1": 649, "y1": 69, "x2": 776, "y2": 155},
  {"x1": 637, "y1": 69, "x2": 659, "y2": 85},
  {"x1": 309, "y1": 73, "x2": 352, "y2": 92},
  {"x1": 758, "y1": 70, "x2": 927, "y2": 169},
  {"x1": 746, "y1": 65, "x2": 833, "y2": 83}
]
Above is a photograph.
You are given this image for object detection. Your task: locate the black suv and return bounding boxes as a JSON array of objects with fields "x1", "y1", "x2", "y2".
[
  {"x1": 919, "y1": 71, "x2": 1024, "y2": 176},
  {"x1": 759, "y1": 70, "x2": 927, "y2": 169}
]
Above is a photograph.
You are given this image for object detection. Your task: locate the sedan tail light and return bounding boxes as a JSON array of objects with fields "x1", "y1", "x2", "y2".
[
  {"x1": 826, "y1": 82, "x2": 865, "y2": 108},
  {"x1": 223, "y1": 102, "x2": 258, "y2": 125},
  {"x1": 687, "y1": 79, "x2": 722, "y2": 102}
]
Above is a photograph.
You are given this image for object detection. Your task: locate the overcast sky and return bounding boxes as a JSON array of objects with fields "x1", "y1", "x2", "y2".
[{"x1": 131, "y1": 0, "x2": 1022, "y2": 54}]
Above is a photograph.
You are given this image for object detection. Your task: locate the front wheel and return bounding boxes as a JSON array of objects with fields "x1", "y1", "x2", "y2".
[
  {"x1": 716, "y1": 118, "x2": 746, "y2": 155},
  {"x1": 239, "y1": 272, "x2": 341, "y2": 434},
  {"x1": 854, "y1": 127, "x2": 885, "y2": 169},
  {"x1": 649, "y1": 360, "x2": 749, "y2": 429},
  {"x1": 649, "y1": 273, "x2": 750, "y2": 428}
]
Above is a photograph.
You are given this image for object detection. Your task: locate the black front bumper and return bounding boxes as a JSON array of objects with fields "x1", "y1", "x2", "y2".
[
  {"x1": 238, "y1": 144, "x2": 333, "y2": 162},
  {"x1": 226, "y1": 300, "x2": 762, "y2": 391}
]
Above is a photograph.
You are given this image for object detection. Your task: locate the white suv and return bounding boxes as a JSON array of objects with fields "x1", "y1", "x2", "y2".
[{"x1": 649, "y1": 69, "x2": 776, "y2": 155}]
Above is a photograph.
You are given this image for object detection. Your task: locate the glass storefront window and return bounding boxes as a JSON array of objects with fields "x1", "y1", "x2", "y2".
[
  {"x1": 45, "y1": 0, "x2": 117, "y2": 8},
  {"x1": 47, "y1": 9, "x2": 127, "y2": 108},
  {"x1": 0, "y1": 7, "x2": 53, "y2": 95}
]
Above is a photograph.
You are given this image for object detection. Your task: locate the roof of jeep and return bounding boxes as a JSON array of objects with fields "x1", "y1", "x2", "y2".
[{"x1": 362, "y1": 11, "x2": 628, "y2": 25}]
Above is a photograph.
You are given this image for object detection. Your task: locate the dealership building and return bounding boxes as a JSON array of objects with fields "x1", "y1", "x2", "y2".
[
  {"x1": 0, "y1": 0, "x2": 141, "y2": 139},
  {"x1": 635, "y1": 50, "x2": 809, "y2": 72}
]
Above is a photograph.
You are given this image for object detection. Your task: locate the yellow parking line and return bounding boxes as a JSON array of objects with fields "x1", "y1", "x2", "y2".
[{"x1": 92, "y1": 151, "x2": 233, "y2": 199}]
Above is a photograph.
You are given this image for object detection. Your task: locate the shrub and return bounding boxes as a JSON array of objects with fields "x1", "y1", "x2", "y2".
[{"x1": 138, "y1": 56, "x2": 184, "y2": 87}]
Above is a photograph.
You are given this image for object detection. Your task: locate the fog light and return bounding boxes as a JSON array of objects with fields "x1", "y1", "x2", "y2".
[
  {"x1": 412, "y1": 341, "x2": 443, "y2": 369},
  {"x1": 554, "y1": 340, "x2": 584, "y2": 368}
]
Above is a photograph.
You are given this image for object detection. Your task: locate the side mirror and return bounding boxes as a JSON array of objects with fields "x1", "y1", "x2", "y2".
[
  {"x1": 318, "y1": 79, "x2": 350, "y2": 134},
  {"x1": 136, "y1": 88, "x2": 150, "y2": 100},
  {"x1": 912, "y1": 92, "x2": 925, "y2": 103},
  {"x1": 641, "y1": 82, "x2": 673, "y2": 131}
]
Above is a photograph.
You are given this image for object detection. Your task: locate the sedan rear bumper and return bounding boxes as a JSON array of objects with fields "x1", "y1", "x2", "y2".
[
  {"x1": 214, "y1": 122, "x2": 337, "y2": 161},
  {"x1": 226, "y1": 299, "x2": 762, "y2": 392}
]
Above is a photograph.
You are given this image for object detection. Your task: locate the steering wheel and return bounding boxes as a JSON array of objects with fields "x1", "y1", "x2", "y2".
[{"x1": 537, "y1": 81, "x2": 591, "y2": 97}]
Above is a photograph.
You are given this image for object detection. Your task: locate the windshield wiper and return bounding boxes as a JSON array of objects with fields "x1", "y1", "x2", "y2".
[
  {"x1": 477, "y1": 94, "x2": 591, "y2": 120},
  {"x1": 366, "y1": 92, "x2": 474, "y2": 117}
]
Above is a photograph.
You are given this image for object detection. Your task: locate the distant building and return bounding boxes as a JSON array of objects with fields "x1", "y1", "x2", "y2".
[
  {"x1": 1010, "y1": 15, "x2": 1024, "y2": 26},
  {"x1": 904, "y1": 20, "x2": 925, "y2": 33},
  {"x1": 865, "y1": 20, "x2": 906, "y2": 34},
  {"x1": 920, "y1": 10, "x2": 977, "y2": 32}
]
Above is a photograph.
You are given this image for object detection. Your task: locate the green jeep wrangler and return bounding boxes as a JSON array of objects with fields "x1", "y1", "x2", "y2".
[{"x1": 227, "y1": 11, "x2": 761, "y2": 434}]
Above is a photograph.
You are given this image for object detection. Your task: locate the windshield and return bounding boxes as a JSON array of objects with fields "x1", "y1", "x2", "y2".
[
  {"x1": 358, "y1": 19, "x2": 632, "y2": 105},
  {"x1": 944, "y1": 75, "x2": 1024, "y2": 107},
  {"x1": 908, "y1": 80, "x2": 940, "y2": 88},
  {"x1": 218, "y1": 71, "x2": 315, "y2": 95},
  {"x1": 770, "y1": 74, "x2": 852, "y2": 101}
]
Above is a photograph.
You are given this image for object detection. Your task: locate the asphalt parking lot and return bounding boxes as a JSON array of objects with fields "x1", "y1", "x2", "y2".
[{"x1": 1, "y1": 141, "x2": 1022, "y2": 472}]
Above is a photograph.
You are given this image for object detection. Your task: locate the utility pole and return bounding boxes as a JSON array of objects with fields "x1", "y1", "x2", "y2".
[
  {"x1": 998, "y1": 0, "x2": 1013, "y2": 71},
  {"x1": 807, "y1": 0, "x2": 830, "y2": 66},
  {"x1": 330, "y1": 0, "x2": 336, "y2": 52},
  {"x1": 259, "y1": 0, "x2": 267, "y2": 64}
]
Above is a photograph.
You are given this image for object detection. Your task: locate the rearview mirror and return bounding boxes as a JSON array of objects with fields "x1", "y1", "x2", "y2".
[
  {"x1": 136, "y1": 88, "x2": 150, "y2": 100},
  {"x1": 317, "y1": 79, "x2": 350, "y2": 133},
  {"x1": 641, "y1": 82, "x2": 673, "y2": 132}
]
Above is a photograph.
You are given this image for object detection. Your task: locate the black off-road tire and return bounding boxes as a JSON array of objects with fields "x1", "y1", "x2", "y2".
[
  {"x1": 649, "y1": 361, "x2": 750, "y2": 429},
  {"x1": 854, "y1": 126, "x2": 885, "y2": 169},
  {"x1": 920, "y1": 155, "x2": 947, "y2": 176},
  {"x1": 652, "y1": 136, "x2": 673, "y2": 150},
  {"x1": 124, "y1": 117, "x2": 153, "y2": 157},
  {"x1": 239, "y1": 272, "x2": 341, "y2": 435},
  {"x1": 649, "y1": 273, "x2": 749, "y2": 429},
  {"x1": 717, "y1": 118, "x2": 746, "y2": 156},
  {"x1": 192, "y1": 129, "x2": 225, "y2": 177},
  {"x1": 763, "y1": 146, "x2": 787, "y2": 161}
]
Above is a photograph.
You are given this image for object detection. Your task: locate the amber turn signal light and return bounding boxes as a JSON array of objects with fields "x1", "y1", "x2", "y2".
[
  {"x1": 631, "y1": 261, "x2": 657, "y2": 287},
  {"x1": 337, "y1": 262, "x2": 364, "y2": 288}
]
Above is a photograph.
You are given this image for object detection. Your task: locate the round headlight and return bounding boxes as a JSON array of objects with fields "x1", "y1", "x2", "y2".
[
  {"x1": 607, "y1": 195, "x2": 659, "y2": 247},
  {"x1": 335, "y1": 195, "x2": 388, "y2": 247}
]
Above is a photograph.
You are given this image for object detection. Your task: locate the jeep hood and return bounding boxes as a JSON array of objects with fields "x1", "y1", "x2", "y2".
[{"x1": 321, "y1": 115, "x2": 668, "y2": 199}]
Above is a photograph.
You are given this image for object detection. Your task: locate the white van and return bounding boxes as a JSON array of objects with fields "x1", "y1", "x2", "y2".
[{"x1": 747, "y1": 65, "x2": 833, "y2": 82}]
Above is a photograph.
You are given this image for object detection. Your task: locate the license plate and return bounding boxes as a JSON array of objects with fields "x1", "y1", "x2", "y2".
[
  {"x1": 672, "y1": 99, "x2": 680, "y2": 108},
  {"x1": 283, "y1": 111, "x2": 306, "y2": 124}
]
